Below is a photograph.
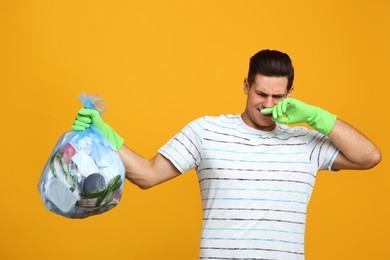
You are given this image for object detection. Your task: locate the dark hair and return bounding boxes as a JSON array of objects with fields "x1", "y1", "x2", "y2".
[{"x1": 247, "y1": 49, "x2": 294, "y2": 90}]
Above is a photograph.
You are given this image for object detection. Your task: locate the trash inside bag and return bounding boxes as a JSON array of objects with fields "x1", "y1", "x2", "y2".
[{"x1": 38, "y1": 94, "x2": 125, "y2": 218}]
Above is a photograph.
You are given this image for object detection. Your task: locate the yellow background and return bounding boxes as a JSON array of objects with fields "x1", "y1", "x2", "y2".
[{"x1": 1, "y1": 0, "x2": 389, "y2": 259}]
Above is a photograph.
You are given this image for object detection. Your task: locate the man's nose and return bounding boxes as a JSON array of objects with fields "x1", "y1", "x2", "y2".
[{"x1": 263, "y1": 97, "x2": 274, "y2": 108}]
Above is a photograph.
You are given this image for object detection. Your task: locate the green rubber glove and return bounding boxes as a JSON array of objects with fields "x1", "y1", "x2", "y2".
[
  {"x1": 261, "y1": 98, "x2": 337, "y2": 136},
  {"x1": 72, "y1": 108, "x2": 124, "y2": 151}
]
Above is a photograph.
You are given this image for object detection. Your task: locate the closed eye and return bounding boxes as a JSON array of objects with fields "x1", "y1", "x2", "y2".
[{"x1": 256, "y1": 91, "x2": 285, "y2": 99}]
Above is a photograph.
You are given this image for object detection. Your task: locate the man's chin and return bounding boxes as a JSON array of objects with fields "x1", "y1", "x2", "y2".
[{"x1": 254, "y1": 120, "x2": 276, "y2": 131}]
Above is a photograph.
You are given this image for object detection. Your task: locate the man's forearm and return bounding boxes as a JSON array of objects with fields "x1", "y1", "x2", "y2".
[
  {"x1": 328, "y1": 119, "x2": 381, "y2": 170},
  {"x1": 118, "y1": 145, "x2": 155, "y2": 189},
  {"x1": 118, "y1": 145, "x2": 181, "y2": 189}
]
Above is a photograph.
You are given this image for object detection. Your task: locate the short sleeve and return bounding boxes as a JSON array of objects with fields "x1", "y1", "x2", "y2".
[
  {"x1": 158, "y1": 117, "x2": 205, "y2": 173},
  {"x1": 305, "y1": 130, "x2": 340, "y2": 172}
]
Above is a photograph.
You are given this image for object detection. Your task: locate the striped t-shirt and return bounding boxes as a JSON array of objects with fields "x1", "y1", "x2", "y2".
[{"x1": 159, "y1": 114, "x2": 339, "y2": 260}]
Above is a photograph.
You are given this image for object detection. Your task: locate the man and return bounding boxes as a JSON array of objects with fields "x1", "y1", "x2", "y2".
[{"x1": 73, "y1": 50, "x2": 381, "y2": 259}]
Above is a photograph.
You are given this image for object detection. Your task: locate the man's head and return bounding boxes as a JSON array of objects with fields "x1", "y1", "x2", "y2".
[
  {"x1": 242, "y1": 49, "x2": 295, "y2": 131},
  {"x1": 247, "y1": 49, "x2": 294, "y2": 91}
]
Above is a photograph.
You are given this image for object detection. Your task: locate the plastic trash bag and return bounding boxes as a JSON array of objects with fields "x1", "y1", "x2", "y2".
[{"x1": 38, "y1": 94, "x2": 125, "y2": 218}]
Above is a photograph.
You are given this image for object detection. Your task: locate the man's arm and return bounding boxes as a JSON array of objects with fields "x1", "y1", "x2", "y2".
[
  {"x1": 328, "y1": 119, "x2": 381, "y2": 171},
  {"x1": 73, "y1": 108, "x2": 181, "y2": 189},
  {"x1": 261, "y1": 98, "x2": 382, "y2": 171},
  {"x1": 118, "y1": 145, "x2": 181, "y2": 189}
]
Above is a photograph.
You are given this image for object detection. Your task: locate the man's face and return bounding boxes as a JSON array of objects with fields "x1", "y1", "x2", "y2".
[{"x1": 242, "y1": 74, "x2": 292, "y2": 131}]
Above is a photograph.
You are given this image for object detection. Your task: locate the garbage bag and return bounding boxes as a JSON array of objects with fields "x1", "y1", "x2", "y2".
[{"x1": 38, "y1": 94, "x2": 125, "y2": 218}]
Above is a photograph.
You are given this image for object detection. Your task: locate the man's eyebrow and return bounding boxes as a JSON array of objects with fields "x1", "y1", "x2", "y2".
[{"x1": 256, "y1": 90, "x2": 285, "y2": 97}]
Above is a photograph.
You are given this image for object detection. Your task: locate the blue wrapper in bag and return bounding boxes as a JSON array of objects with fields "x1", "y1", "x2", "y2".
[{"x1": 38, "y1": 94, "x2": 125, "y2": 218}]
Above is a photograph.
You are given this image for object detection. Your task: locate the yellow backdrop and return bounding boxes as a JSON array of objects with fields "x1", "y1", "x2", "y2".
[{"x1": 1, "y1": 0, "x2": 389, "y2": 259}]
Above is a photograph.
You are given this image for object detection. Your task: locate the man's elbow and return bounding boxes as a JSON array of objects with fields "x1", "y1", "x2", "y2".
[
  {"x1": 137, "y1": 181, "x2": 155, "y2": 190},
  {"x1": 138, "y1": 185, "x2": 151, "y2": 190},
  {"x1": 362, "y1": 149, "x2": 382, "y2": 170},
  {"x1": 132, "y1": 178, "x2": 157, "y2": 190}
]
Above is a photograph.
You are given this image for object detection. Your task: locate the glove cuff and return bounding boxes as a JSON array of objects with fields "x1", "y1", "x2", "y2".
[
  {"x1": 307, "y1": 107, "x2": 337, "y2": 136},
  {"x1": 101, "y1": 126, "x2": 124, "y2": 151},
  {"x1": 109, "y1": 131, "x2": 124, "y2": 151}
]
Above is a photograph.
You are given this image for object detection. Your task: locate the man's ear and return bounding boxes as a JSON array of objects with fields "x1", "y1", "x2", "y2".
[
  {"x1": 244, "y1": 78, "x2": 250, "y2": 95},
  {"x1": 287, "y1": 86, "x2": 294, "y2": 97}
]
